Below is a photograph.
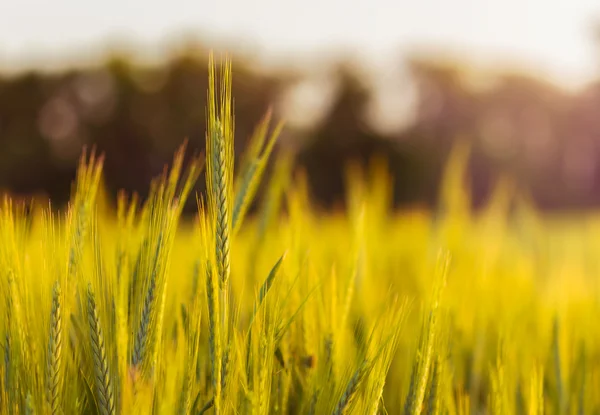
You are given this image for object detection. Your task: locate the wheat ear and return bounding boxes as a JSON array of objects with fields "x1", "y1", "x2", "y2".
[
  {"x1": 333, "y1": 364, "x2": 369, "y2": 415},
  {"x1": 405, "y1": 253, "x2": 448, "y2": 415},
  {"x1": 131, "y1": 267, "x2": 156, "y2": 370},
  {"x1": 46, "y1": 281, "x2": 62, "y2": 415},
  {"x1": 87, "y1": 284, "x2": 115, "y2": 415},
  {"x1": 206, "y1": 52, "x2": 234, "y2": 413}
]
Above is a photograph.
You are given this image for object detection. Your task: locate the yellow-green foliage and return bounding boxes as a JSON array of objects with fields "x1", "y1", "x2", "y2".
[{"x1": 2, "y1": 54, "x2": 600, "y2": 415}]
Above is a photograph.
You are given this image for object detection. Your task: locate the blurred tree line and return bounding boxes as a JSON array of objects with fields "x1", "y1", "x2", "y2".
[{"x1": 1, "y1": 45, "x2": 600, "y2": 212}]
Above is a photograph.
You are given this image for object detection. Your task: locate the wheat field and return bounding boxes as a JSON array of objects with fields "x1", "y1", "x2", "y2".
[{"x1": 1, "y1": 54, "x2": 599, "y2": 415}]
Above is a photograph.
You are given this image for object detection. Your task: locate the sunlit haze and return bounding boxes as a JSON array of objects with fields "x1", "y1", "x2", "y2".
[{"x1": 0, "y1": 0, "x2": 599, "y2": 89}]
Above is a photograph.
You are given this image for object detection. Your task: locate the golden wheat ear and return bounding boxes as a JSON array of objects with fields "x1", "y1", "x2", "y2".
[
  {"x1": 46, "y1": 281, "x2": 63, "y2": 415},
  {"x1": 405, "y1": 251, "x2": 449, "y2": 415}
]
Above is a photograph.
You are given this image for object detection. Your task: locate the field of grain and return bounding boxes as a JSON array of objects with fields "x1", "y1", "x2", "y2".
[{"x1": 1, "y1": 55, "x2": 600, "y2": 415}]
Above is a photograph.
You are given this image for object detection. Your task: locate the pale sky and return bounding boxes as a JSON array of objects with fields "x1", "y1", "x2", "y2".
[{"x1": 0, "y1": 0, "x2": 599, "y2": 88}]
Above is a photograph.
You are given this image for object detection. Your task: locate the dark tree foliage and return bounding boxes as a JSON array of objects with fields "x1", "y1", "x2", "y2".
[{"x1": 2, "y1": 48, "x2": 600, "y2": 212}]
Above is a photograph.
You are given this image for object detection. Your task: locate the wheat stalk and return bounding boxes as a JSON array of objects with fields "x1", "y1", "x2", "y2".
[{"x1": 206, "y1": 261, "x2": 222, "y2": 412}]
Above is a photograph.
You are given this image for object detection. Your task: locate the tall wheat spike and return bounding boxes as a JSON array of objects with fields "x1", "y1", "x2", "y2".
[
  {"x1": 206, "y1": 53, "x2": 234, "y2": 289},
  {"x1": 87, "y1": 284, "x2": 115, "y2": 415},
  {"x1": 206, "y1": 52, "x2": 234, "y2": 413},
  {"x1": 46, "y1": 281, "x2": 62, "y2": 415}
]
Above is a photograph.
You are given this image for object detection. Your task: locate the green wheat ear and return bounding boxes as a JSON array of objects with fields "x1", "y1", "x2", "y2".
[
  {"x1": 130, "y1": 263, "x2": 157, "y2": 370},
  {"x1": 206, "y1": 53, "x2": 234, "y2": 288},
  {"x1": 129, "y1": 144, "x2": 203, "y2": 381},
  {"x1": 206, "y1": 51, "x2": 234, "y2": 414},
  {"x1": 46, "y1": 281, "x2": 62, "y2": 415},
  {"x1": 87, "y1": 284, "x2": 116, "y2": 415}
]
